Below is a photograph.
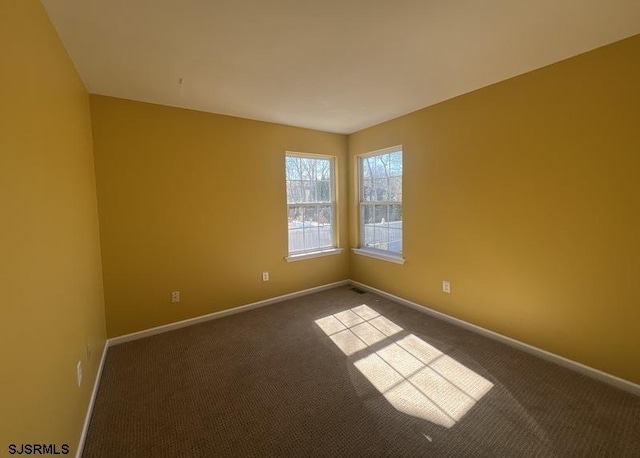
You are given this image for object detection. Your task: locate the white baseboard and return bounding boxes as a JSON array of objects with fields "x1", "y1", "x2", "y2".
[
  {"x1": 76, "y1": 338, "x2": 109, "y2": 458},
  {"x1": 350, "y1": 280, "x2": 640, "y2": 397},
  {"x1": 109, "y1": 280, "x2": 350, "y2": 346}
]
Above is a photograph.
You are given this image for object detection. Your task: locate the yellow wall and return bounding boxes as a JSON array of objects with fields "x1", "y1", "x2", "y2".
[
  {"x1": 90, "y1": 95, "x2": 349, "y2": 337},
  {"x1": 0, "y1": 0, "x2": 107, "y2": 452},
  {"x1": 349, "y1": 35, "x2": 640, "y2": 384}
]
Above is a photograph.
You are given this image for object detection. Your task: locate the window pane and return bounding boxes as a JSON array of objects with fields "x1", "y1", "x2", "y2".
[
  {"x1": 388, "y1": 176, "x2": 402, "y2": 202},
  {"x1": 318, "y1": 160, "x2": 330, "y2": 180},
  {"x1": 363, "y1": 157, "x2": 375, "y2": 179},
  {"x1": 373, "y1": 155, "x2": 385, "y2": 178},
  {"x1": 390, "y1": 151, "x2": 402, "y2": 176},
  {"x1": 389, "y1": 204, "x2": 402, "y2": 223},
  {"x1": 303, "y1": 179, "x2": 316, "y2": 202},
  {"x1": 362, "y1": 204, "x2": 374, "y2": 248},
  {"x1": 286, "y1": 180, "x2": 304, "y2": 203},
  {"x1": 303, "y1": 227, "x2": 317, "y2": 251},
  {"x1": 362, "y1": 203, "x2": 374, "y2": 224},
  {"x1": 362, "y1": 178, "x2": 374, "y2": 202},
  {"x1": 319, "y1": 205, "x2": 333, "y2": 247},
  {"x1": 374, "y1": 204, "x2": 388, "y2": 224},
  {"x1": 373, "y1": 229, "x2": 387, "y2": 250},
  {"x1": 286, "y1": 157, "x2": 301, "y2": 180},
  {"x1": 319, "y1": 205, "x2": 332, "y2": 226},
  {"x1": 317, "y1": 180, "x2": 331, "y2": 202},
  {"x1": 374, "y1": 178, "x2": 388, "y2": 201},
  {"x1": 288, "y1": 205, "x2": 304, "y2": 252},
  {"x1": 362, "y1": 160, "x2": 371, "y2": 178},
  {"x1": 389, "y1": 223, "x2": 402, "y2": 253},
  {"x1": 299, "y1": 158, "x2": 312, "y2": 180},
  {"x1": 374, "y1": 205, "x2": 389, "y2": 251},
  {"x1": 288, "y1": 205, "x2": 303, "y2": 225},
  {"x1": 388, "y1": 204, "x2": 402, "y2": 253},
  {"x1": 303, "y1": 205, "x2": 318, "y2": 224},
  {"x1": 303, "y1": 205, "x2": 317, "y2": 252}
]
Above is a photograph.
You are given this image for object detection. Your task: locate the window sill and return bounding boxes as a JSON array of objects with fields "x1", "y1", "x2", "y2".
[
  {"x1": 285, "y1": 248, "x2": 344, "y2": 262},
  {"x1": 352, "y1": 248, "x2": 405, "y2": 265}
]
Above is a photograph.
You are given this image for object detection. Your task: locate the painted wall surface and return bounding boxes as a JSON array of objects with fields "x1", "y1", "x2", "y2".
[
  {"x1": 90, "y1": 96, "x2": 349, "y2": 337},
  {"x1": 348, "y1": 35, "x2": 640, "y2": 384},
  {"x1": 0, "y1": 0, "x2": 107, "y2": 452}
]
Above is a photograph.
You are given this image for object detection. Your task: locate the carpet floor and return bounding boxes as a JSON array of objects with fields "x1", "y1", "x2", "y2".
[{"x1": 83, "y1": 286, "x2": 640, "y2": 457}]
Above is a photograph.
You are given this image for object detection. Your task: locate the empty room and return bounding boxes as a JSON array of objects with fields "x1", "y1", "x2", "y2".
[{"x1": 2, "y1": 0, "x2": 639, "y2": 456}]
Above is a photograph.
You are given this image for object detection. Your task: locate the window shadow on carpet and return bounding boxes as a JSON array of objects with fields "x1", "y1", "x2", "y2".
[{"x1": 316, "y1": 304, "x2": 494, "y2": 428}]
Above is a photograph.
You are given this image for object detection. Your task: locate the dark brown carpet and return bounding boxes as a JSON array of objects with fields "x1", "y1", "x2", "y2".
[{"x1": 83, "y1": 286, "x2": 640, "y2": 457}]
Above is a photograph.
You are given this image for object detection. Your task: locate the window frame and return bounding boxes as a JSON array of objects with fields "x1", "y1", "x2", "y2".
[
  {"x1": 284, "y1": 152, "x2": 342, "y2": 262},
  {"x1": 353, "y1": 145, "x2": 405, "y2": 265}
]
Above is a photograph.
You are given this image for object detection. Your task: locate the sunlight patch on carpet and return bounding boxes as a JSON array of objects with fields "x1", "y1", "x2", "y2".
[{"x1": 315, "y1": 305, "x2": 494, "y2": 428}]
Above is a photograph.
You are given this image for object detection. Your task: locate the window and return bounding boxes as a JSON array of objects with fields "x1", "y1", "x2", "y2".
[
  {"x1": 356, "y1": 146, "x2": 403, "y2": 263},
  {"x1": 285, "y1": 153, "x2": 339, "y2": 260}
]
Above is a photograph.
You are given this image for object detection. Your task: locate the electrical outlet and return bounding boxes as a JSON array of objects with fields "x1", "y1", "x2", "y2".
[
  {"x1": 262, "y1": 271, "x2": 269, "y2": 282},
  {"x1": 171, "y1": 291, "x2": 180, "y2": 303},
  {"x1": 442, "y1": 280, "x2": 451, "y2": 294},
  {"x1": 76, "y1": 361, "x2": 83, "y2": 387}
]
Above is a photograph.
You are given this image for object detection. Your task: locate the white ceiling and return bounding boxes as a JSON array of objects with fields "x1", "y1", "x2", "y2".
[{"x1": 41, "y1": 0, "x2": 640, "y2": 134}]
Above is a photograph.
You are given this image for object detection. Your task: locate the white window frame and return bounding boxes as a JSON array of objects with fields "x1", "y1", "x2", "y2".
[
  {"x1": 285, "y1": 152, "x2": 342, "y2": 262},
  {"x1": 353, "y1": 146, "x2": 405, "y2": 265}
]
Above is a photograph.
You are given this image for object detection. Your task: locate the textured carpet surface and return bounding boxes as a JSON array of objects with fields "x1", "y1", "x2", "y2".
[{"x1": 83, "y1": 286, "x2": 640, "y2": 457}]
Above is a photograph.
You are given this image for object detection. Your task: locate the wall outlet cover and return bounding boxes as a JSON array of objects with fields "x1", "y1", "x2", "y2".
[{"x1": 442, "y1": 281, "x2": 451, "y2": 293}]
